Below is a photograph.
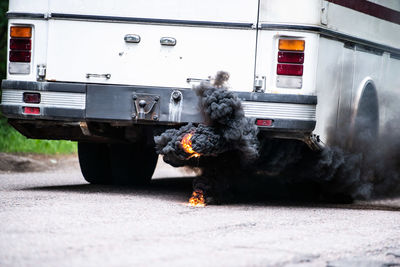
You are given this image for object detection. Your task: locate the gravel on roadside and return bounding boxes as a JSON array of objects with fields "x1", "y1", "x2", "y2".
[{"x1": 0, "y1": 153, "x2": 78, "y2": 173}]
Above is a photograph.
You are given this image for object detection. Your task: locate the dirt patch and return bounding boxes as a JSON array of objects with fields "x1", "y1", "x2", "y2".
[{"x1": 0, "y1": 153, "x2": 78, "y2": 173}]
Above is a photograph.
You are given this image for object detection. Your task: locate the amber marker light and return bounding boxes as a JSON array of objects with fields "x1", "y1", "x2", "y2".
[
  {"x1": 10, "y1": 26, "x2": 32, "y2": 38},
  {"x1": 279, "y1": 39, "x2": 305, "y2": 51}
]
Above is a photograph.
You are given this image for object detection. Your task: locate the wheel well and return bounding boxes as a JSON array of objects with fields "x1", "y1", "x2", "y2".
[{"x1": 350, "y1": 81, "x2": 379, "y2": 150}]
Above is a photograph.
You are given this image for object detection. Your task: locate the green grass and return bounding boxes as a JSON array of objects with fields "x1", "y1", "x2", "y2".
[{"x1": 0, "y1": 116, "x2": 77, "y2": 154}]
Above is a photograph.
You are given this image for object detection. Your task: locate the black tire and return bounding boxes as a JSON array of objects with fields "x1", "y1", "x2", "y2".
[
  {"x1": 78, "y1": 142, "x2": 112, "y2": 184},
  {"x1": 108, "y1": 143, "x2": 158, "y2": 185},
  {"x1": 78, "y1": 142, "x2": 158, "y2": 185}
]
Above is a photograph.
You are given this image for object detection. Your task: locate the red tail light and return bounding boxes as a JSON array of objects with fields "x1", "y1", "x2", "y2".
[
  {"x1": 23, "y1": 107, "x2": 40, "y2": 115},
  {"x1": 10, "y1": 38, "x2": 31, "y2": 50},
  {"x1": 256, "y1": 119, "x2": 273, "y2": 126},
  {"x1": 277, "y1": 64, "x2": 303, "y2": 76},
  {"x1": 278, "y1": 52, "x2": 304, "y2": 64},
  {"x1": 23, "y1": 93, "x2": 41, "y2": 104},
  {"x1": 9, "y1": 51, "x2": 31, "y2": 62}
]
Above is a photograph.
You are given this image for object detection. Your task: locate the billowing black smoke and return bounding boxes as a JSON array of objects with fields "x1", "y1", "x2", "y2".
[
  {"x1": 249, "y1": 91, "x2": 400, "y2": 202},
  {"x1": 155, "y1": 72, "x2": 400, "y2": 204},
  {"x1": 253, "y1": 139, "x2": 367, "y2": 201},
  {"x1": 155, "y1": 71, "x2": 259, "y2": 167}
]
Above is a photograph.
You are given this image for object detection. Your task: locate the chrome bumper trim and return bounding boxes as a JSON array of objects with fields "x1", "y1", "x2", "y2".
[
  {"x1": 1, "y1": 89, "x2": 86, "y2": 110},
  {"x1": 242, "y1": 101, "x2": 316, "y2": 121}
]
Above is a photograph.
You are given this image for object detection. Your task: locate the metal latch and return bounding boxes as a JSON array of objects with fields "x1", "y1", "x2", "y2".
[
  {"x1": 168, "y1": 90, "x2": 183, "y2": 122},
  {"x1": 132, "y1": 93, "x2": 160, "y2": 121},
  {"x1": 37, "y1": 64, "x2": 46, "y2": 81},
  {"x1": 253, "y1": 76, "x2": 266, "y2": 92}
]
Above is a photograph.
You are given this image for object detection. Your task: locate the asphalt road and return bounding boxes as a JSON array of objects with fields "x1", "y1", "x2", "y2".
[{"x1": 1, "y1": 156, "x2": 400, "y2": 267}]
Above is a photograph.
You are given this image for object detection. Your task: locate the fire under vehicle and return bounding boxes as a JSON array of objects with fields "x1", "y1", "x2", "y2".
[{"x1": 2, "y1": 0, "x2": 400, "y2": 184}]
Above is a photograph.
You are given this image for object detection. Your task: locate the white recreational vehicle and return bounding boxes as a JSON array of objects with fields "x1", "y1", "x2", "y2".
[{"x1": 1, "y1": 0, "x2": 400, "y2": 184}]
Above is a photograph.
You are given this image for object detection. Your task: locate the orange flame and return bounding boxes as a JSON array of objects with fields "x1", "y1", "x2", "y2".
[
  {"x1": 181, "y1": 133, "x2": 201, "y2": 158},
  {"x1": 188, "y1": 190, "x2": 206, "y2": 207}
]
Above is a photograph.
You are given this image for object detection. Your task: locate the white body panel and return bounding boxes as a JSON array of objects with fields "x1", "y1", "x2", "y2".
[
  {"x1": 259, "y1": 0, "x2": 322, "y2": 25},
  {"x1": 9, "y1": 0, "x2": 259, "y2": 23},
  {"x1": 9, "y1": 0, "x2": 259, "y2": 92},
  {"x1": 9, "y1": 0, "x2": 48, "y2": 13},
  {"x1": 45, "y1": 20, "x2": 256, "y2": 91},
  {"x1": 325, "y1": 2, "x2": 400, "y2": 49}
]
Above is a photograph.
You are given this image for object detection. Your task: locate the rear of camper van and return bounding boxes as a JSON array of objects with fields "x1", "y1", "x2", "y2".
[
  {"x1": 2, "y1": 0, "x2": 318, "y2": 136},
  {"x1": 2, "y1": 0, "x2": 400, "y2": 184}
]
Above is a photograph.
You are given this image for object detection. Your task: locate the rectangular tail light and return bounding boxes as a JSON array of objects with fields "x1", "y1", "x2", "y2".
[
  {"x1": 9, "y1": 51, "x2": 31, "y2": 62},
  {"x1": 278, "y1": 52, "x2": 304, "y2": 64},
  {"x1": 10, "y1": 26, "x2": 32, "y2": 38},
  {"x1": 277, "y1": 64, "x2": 303, "y2": 76},
  {"x1": 23, "y1": 107, "x2": 40, "y2": 115},
  {"x1": 23, "y1": 92, "x2": 41, "y2": 104},
  {"x1": 278, "y1": 39, "x2": 305, "y2": 51},
  {"x1": 256, "y1": 119, "x2": 273, "y2": 127},
  {"x1": 10, "y1": 38, "x2": 31, "y2": 50}
]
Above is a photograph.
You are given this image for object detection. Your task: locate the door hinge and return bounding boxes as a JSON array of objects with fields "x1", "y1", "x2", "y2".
[{"x1": 321, "y1": 1, "x2": 329, "y2": 25}]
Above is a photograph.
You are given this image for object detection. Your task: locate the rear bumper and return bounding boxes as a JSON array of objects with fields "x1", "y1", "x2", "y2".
[{"x1": 1, "y1": 80, "x2": 317, "y2": 136}]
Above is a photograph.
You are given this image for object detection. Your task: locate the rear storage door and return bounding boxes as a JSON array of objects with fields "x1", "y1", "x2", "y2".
[{"x1": 45, "y1": 0, "x2": 259, "y2": 92}]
